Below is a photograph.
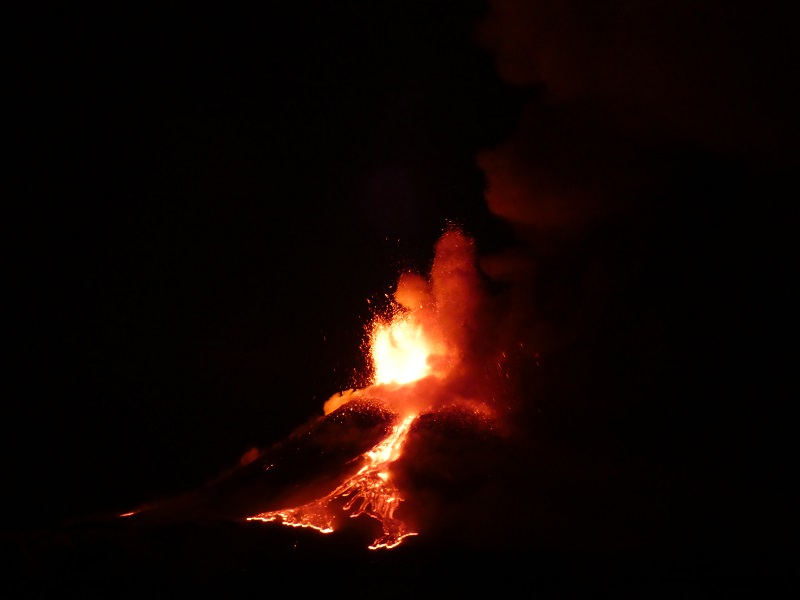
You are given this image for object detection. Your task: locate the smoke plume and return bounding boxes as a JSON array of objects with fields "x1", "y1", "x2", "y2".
[{"x1": 460, "y1": 0, "x2": 796, "y2": 558}]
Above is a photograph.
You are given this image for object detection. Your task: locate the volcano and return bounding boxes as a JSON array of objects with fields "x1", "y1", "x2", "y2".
[
  {"x1": 120, "y1": 393, "x2": 504, "y2": 546},
  {"x1": 2, "y1": 405, "x2": 554, "y2": 596},
  {"x1": 2, "y1": 226, "x2": 792, "y2": 595},
  {"x1": 1, "y1": 229, "x2": 534, "y2": 590}
]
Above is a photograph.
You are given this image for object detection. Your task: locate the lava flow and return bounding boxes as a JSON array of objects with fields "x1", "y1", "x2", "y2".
[
  {"x1": 247, "y1": 227, "x2": 502, "y2": 550},
  {"x1": 247, "y1": 412, "x2": 418, "y2": 549}
]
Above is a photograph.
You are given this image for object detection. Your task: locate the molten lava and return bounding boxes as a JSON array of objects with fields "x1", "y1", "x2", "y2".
[
  {"x1": 371, "y1": 313, "x2": 433, "y2": 385},
  {"x1": 248, "y1": 413, "x2": 418, "y2": 549}
]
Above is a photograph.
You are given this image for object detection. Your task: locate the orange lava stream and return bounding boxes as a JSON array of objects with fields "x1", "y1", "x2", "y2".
[{"x1": 247, "y1": 413, "x2": 418, "y2": 550}]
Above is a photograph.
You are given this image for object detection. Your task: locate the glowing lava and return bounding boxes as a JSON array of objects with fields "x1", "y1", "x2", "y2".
[
  {"x1": 371, "y1": 313, "x2": 433, "y2": 385},
  {"x1": 248, "y1": 413, "x2": 418, "y2": 550}
]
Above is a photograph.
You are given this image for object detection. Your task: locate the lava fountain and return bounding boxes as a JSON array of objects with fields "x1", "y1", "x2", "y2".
[{"x1": 247, "y1": 227, "x2": 504, "y2": 550}]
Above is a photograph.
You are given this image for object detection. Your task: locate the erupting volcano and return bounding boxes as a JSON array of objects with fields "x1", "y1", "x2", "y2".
[
  {"x1": 246, "y1": 227, "x2": 509, "y2": 550},
  {"x1": 6, "y1": 0, "x2": 793, "y2": 592},
  {"x1": 117, "y1": 226, "x2": 514, "y2": 553}
]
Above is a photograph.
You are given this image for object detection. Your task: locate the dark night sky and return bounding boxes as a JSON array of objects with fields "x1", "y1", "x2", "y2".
[{"x1": 4, "y1": 0, "x2": 798, "y2": 589}]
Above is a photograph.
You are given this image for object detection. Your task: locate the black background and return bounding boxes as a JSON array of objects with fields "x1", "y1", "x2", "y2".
[{"x1": 4, "y1": 0, "x2": 798, "y2": 592}]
